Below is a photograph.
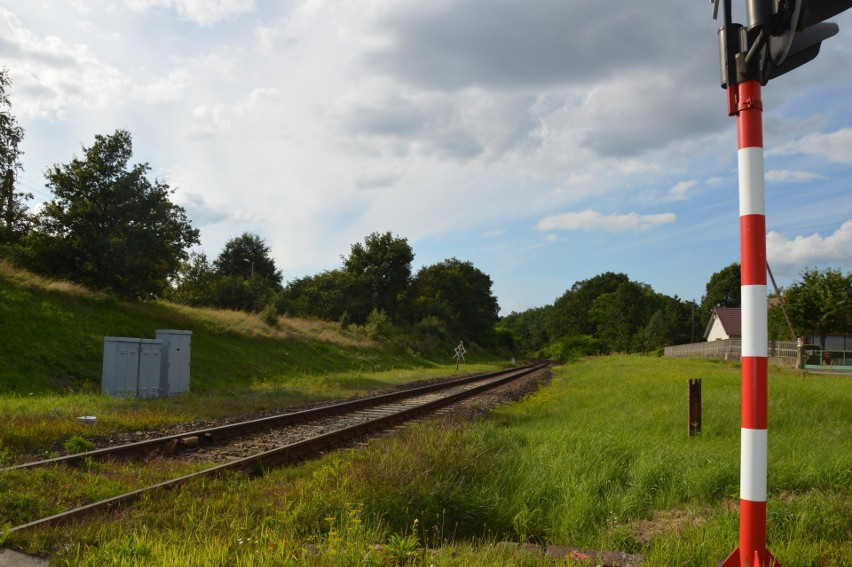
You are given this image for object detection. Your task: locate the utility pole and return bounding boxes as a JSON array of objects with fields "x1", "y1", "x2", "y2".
[{"x1": 712, "y1": 1, "x2": 851, "y2": 565}]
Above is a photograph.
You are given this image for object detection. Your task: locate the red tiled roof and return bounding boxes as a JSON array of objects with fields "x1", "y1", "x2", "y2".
[{"x1": 712, "y1": 307, "x2": 741, "y2": 337}]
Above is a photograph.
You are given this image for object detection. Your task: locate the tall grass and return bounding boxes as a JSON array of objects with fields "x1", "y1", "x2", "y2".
[{"x1": 3, "y1": 356, "x2": 849, "y2": 565}]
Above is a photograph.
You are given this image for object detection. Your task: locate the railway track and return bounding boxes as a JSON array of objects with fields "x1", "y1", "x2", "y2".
[{"x1": 2, "y1": 362, "x2": 549, "y2": 535}]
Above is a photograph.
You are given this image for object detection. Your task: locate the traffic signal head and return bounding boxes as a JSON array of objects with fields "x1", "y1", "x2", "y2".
[{"x1": 761, "y1": 0, "x2": 851, "y2": 83}]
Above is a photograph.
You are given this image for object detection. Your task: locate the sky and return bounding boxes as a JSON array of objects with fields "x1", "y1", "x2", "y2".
[{"x1": 2, "y1": 0, "x2": 851, "y2": 315}]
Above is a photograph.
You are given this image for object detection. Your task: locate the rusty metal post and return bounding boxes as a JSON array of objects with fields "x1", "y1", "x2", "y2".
[{"x1": 689, "y1": 378, "x2": 702, "y2": 437}]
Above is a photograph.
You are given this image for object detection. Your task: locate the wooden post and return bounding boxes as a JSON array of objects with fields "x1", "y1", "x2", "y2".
[{"x1": 688, "y1": 378, "x2": 702, "y2": 437}]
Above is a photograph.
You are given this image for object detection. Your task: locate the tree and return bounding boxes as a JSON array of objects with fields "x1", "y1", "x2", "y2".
[
  {"x1": 213, "y1": 232, "x2": 282, "y2": 287},
  {"x1": 783, "y1": 267, "x2": 851, "y2": 348},
  {"x1": 552, "y1": 272, "x2": 631, "y2": 338},
  {"x1": 0, "y1": 68, "x2": 31, "y2": 240},
  {"x1": 405, "y1": 258, "x2": 500, "y2": 341},
  {"x1": 589, "y1": 280, "x2": 660, "y2": 353},
  {"x1": 499, "y1": 305, "x2": 556, "y2": 353},
  {"x1": 635, "y1": 296, "x2": 693, "y2": 352},
  {"x1": 700, "y1": 262, "x2": 741, "y2": 326},
  {"x1": 36, "y1": 130, "x2": 200, "y2": 298},
  {"x1": 168, "y1": 252, "x2": 217, "y2": 306},
  {"x1": 343, "y1": 232, "x2": 414, "y2": 322},
  {"x1": 279, "y1": 269, "x2": 367, "y2": 323}
]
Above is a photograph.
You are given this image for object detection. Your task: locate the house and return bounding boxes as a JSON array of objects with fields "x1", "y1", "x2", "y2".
[{"x1": 704, "y1": 307, "x2": 741, "y2": 341}]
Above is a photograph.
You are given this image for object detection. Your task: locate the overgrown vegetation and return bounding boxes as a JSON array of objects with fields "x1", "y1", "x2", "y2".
[{"x1": 2, "y1": 357, "x2": 849, "y2": 565}]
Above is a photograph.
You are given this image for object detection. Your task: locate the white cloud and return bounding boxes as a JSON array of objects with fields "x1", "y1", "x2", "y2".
[
  {"x1": 668, "y1": 179, "x2": 697, "y2": 201},
  {"x1": 536, "y1": 210, "x2": 676, "y2": 233},
  {"x1": 772, "y1": 128, "x2": 852, "y2": 164},
  {"x1": 135, "y1": 70, "x2": 192, "y2": 103},
  {"x1": 0, "y1": 8, "x2": 191, "y2": 118},
  {"x1": 190, "y1": 104, "x2": 231, "y2": 137},
  {"x1": 766, "y1": 220, "x2": 852, "y2": 275},
  {"x1": 765, "y1": 169, "x2": 827, "y2": 183},
  {"x1": 124, "y1": 0, "x2": 255, "y2": 26}
]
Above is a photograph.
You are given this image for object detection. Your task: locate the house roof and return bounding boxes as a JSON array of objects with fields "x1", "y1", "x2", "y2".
[{"x1": 703, "y1": 307, "x2": 741, "y2": 339}]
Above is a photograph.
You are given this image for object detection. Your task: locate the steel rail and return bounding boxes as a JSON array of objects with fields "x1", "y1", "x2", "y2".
[
  {"x1": 1, "y1": 363, "x2": 542, "y2": 473},
  {"x1": 3, "y1": 362, "x2": 548, "y2": 534}
]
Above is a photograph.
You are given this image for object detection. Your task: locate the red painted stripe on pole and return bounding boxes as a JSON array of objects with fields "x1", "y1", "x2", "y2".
[
  {"x1": 739, "y1": 499, "x2": 768, "y2": 564},
  {"x1": 737, "y1": 81, "x2": 763, "y2": 149},
  {"x1": 741, "y1": 357, "x2": 768, "y2": 429},
  {"x1": 740, "y1": 214, "x2": 767, "y2": 285}
]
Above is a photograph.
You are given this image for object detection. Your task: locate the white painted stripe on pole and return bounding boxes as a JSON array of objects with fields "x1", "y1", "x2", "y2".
[
  {"x1": 741, "y1": 284, "x2": 768, "y2": 356},
  {"x1": 738, "y1": 147, "x2": 765, "y2": 216},
  {"x1": 740, "y1": 427, "x2": 768, "y2": 501}
]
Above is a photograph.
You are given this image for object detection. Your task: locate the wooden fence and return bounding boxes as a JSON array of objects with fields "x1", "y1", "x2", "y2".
[{"x1": 664, "y1": 339, "x2": 798, "y2": 366}]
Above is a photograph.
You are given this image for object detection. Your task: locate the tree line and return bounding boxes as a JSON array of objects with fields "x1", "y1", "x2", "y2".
[
  {"x1": 499, "y1": 262, "x2": 850, "y2": 361},
  {"x1": 169, "y1": 230, "x2": 502, "y2": 350},
  {"x1": 498, "y1": 272, "x2": 700, "y2": 360}
]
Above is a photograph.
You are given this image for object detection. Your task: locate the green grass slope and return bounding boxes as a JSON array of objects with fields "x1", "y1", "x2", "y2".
[{"x1": 0, "y1": 261, "x2": 428, "y2": 395}]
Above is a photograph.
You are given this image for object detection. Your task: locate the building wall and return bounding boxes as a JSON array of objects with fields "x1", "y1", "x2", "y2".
[{"x1": 705, "y1": 317, "x2": 730, "y2": 341}]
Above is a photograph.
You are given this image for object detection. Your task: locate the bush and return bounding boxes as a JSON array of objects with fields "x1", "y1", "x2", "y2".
[
  {"x1": 260, "y1": 302, "x2": 279, "y2": 327},
  {"x1": 63, "y1": 436, "x2": 95, "y2": 454},
  {"x1": 365, "y1": 309, "x2": 394, "y2": 341},
  {"x1": 538, "y1": 335, "x2": 602, "y2": 363}
]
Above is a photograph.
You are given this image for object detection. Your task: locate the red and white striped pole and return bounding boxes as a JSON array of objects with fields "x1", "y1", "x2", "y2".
[{"x1": 721, "y1": 79, "x2": 780, "y2": 567}]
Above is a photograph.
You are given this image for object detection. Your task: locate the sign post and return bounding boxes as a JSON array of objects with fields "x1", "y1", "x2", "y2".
[
  {"x1": 712, "y1": 1, "x2": 851, "y2": 564},
  {"x1": 721, "y1": 76, "x2": 776, "y2": 567}
]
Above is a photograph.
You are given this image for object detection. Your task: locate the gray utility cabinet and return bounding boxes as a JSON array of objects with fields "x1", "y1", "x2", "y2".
[
  {"x1": 156, "y1": 329, "x2": 192, "y2": 396},
  {"x1": 102, "y1": 337, "x2": 162, "y2": 398},
  {"x1": 137, "y1": 339, "x2": 163, "y2": 398}
]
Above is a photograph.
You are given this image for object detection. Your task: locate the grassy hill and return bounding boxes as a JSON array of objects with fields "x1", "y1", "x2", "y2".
[{"x1": 0, "y1": 260, "x2": 436, "y2": 395}]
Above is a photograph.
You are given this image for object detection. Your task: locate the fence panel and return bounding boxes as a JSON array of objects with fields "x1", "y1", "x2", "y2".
[{"x1": 664, "y1": 340, "x2": 797, "y2": 365}]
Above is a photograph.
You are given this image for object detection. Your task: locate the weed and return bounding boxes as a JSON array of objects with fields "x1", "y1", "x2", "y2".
[
  {"x1": 385, "y1": 519, "x2": 422, "y2": 566},
  {"x1": 63, "y1": 436, "x2": 95, "y2": 454}
]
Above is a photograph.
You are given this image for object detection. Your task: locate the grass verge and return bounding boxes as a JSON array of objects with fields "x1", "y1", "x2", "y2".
[{"x1": 2, "y1": 356, "x2": 850, "y2": 565}]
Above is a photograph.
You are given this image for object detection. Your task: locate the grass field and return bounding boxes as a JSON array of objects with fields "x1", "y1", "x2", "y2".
[{"x1": 2, "y1": 356, "x2": 849, "y2": 566}]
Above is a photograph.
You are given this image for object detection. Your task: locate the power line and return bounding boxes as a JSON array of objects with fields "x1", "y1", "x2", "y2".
[
  {"x1": 764, "y1": 220, "x2": 851, "y2": 240},
  {"x1": 766, "y1": 220, "x2": 848, "y2": 235},
  {"x1": 765, "y1": 228, "x2": 852, "y2": 241}
]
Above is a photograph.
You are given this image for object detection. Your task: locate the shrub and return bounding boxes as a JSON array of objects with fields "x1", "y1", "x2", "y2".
[
  {"x1": 63, "y1": 436, "x2": 95, "y2": 454},
  {"x1": 539, "y1": 335, "x2": 602, "y2": 363},
  {"x1": 365, "y1": 309, "x2": 394, "y2": 341},
  {"x1": 260, "y1": 302, "x2": 279, "y2": 327}
]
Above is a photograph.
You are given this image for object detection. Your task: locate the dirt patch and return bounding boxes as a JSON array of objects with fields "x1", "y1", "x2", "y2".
[{"x1": 630, "y1": 508, "x2": 706, "y2": 545}]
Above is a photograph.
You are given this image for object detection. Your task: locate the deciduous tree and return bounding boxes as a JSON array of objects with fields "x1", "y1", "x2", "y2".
[
  {"x1": 700, "y1": 262, "x2": 741, "y2": 326},
  {"x1": 406, "y1": 258, "x2": 499, "y2": 341},
  {"x1": 784, "y1": 267, "x2": 851, "y2": 348},
  {"x1": 36, "y1": 130, "x2": 199, "y2": 298},
  {"x1": 343, "y1": 231, "x2": 414, "y2": 322},
  {"x1": 213, "y1": 232, "x2": 282, "y2": 287},
  {"x1": 0, "y1": 68, "x2": 31, "y2": 240}
]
